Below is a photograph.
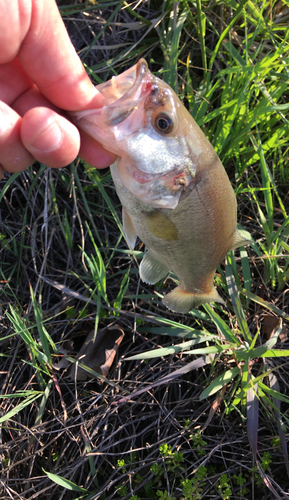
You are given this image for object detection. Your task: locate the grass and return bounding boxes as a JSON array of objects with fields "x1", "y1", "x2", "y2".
[{"x1": 0, "y1": 0, "x2": 289, "y2": 498}]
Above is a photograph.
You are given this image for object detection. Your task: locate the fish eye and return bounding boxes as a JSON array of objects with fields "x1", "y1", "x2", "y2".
[{"x1": 155, "y1": 113, "x2": 174, "y2": 134}]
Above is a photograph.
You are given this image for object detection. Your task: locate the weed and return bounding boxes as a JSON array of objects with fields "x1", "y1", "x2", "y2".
[
  {"x1": 233, "y1": 473, "x2": 249, "y2": 497},
  {"x1": 189, "y1": 429, "x2": 207, "y2": 456},
  {"x1": 180, "y1": 467, "x2": 207, "y2": 499},
  {"x1": 159, "y1": 443, "x2": 185, "y2": 473},
  {"x1": 218, "y1": 474, "x2": 232, "y2": 500},
  {"x1": 251, "y1": 451, "x2": 273, "y2": 488}
]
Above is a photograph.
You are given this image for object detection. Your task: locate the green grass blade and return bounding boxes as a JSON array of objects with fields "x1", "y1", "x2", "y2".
[
  {"x1": 238, "y1": 288, "x2": 289, "y2": 321},
  {"x1": 255, "y1": 123, "x2": 274, "y2": 233},
  {"x1": 182, "y1": 344, "x2": 233, "y2": 355},
  {"x1": 241, "y1": 358, "x2": 249, "y2": 415},
  {"x1": 30, "y1": 285, "x2": 52, "y2": 366},
  {"x1": 70, "y1": 162, "x2": 102, "y2": 246},
  {"x1": 169, "y1": 6, "x2": 189, "y2": 90},
  {"x1": 43, "y1": 470, "x2": 88, "y2": 492},
  {"x1": 34, "y1": 379, "x2": 53, "y2": 426},
  {"x1": 240, "y1": 246, "x2": 252, "y2": 302},
  {"x1": 208, "y1": 0, "x2": 250, "y2": 70},
  {"x1": 203, "y1": 304, "x2": 240, "y2": 345},
  {"x1": 258, "y1": 348, "x2": 289, "y2": 358},
  {"x1": 225, "y1": 256, "x2": 252, "y2": 342},
  {"x1": 84, "y1": 165, "x2": 125, "y2": 242},
  {"x1": 0, "y1": 393, "x2": 43, "y2": 424},
  {"x1": 259, "y1": 381, "x2": 289, "y2": 405},
  {"x1": 200, "y1": 366, "x2": 240, "y2": 400},
  {"x1": 113, "y1": 268, "x2": 130, "y2": 311},
  {"x1": 195, "y1": 0, "x2": 207, "y2": 84},
  {"x1": 125, "y1": 336, "x2": 217, "y2": 360},
  {"x1": 0, "y1": 172, "x2": 21, "y2": 202},
  {"x1": 138, "y1": 326, "x2": 209, "y2": 339},
  {"x1": 247, "y1": 384, "x2": 259, "y2": 460}
]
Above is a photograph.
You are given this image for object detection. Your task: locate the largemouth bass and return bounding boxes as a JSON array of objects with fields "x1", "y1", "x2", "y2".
[{"x1": 70, "y1": 59, "x2": 246, "y2": 313}]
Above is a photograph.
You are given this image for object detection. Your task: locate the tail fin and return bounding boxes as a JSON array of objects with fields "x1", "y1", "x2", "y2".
[{"x1": 163, "y1": 285, "x2": 224, "y2": 313}]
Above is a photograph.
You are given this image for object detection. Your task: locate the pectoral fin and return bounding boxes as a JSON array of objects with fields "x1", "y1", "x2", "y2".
[
  {"x1": 144, "y1": 210, "x2": 178, "y2": 241},
  {"x1": 122, "y1": 208, "x2": 137, "y2": 249},
  {"x1": 140, "y1": 250, "x2": 170, "y2": 285},
  {"x1": 231, "y1": 228, "x2": 252, "y2": 250},
  {"x1": 163, "y1": 286, "x2": 224, "y2": 313}
]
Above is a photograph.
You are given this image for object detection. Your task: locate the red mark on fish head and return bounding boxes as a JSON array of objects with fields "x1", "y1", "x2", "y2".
[
  {"x1": 172, "y1": 172, "x2": 189, "y2": 190},
  {"x1": 141, "y1": 80, "x2": 154, "y2": 98}
]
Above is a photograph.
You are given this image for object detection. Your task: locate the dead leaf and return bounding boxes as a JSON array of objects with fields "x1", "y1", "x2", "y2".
[
  {"x1": 66, "y1": 325, "x2": 124, "y2": 381},
  {"x1": 53, "y1": 340, "x2": 74, "y2": 371},
  {"x1": 263, "y1": 314, "x2": 288, "y2": 343}
]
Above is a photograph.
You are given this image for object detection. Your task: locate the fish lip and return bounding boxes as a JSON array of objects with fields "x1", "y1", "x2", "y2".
[
  {"x1": 136, "y1": 59, "x2": 149, "y2": 82},
  {"x1": 105, "y1": 60, "x2": 155, "y2": 126},
  {"x1": 117, "y1": 59, "x2": 150, "y2": 103}
]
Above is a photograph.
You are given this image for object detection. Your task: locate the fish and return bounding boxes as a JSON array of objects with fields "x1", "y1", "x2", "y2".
[{"x1": 70, "y1": 59, "x2": 247, "y2": 313}]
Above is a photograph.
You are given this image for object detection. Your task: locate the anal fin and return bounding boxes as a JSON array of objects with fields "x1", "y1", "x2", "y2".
[
  {"x1": 163, "y1": 286, "x2": 224, "y2": 313},
  {"x1": 122, "y1": 207, "x2": 137, "y2": 249},
  {"x1": 140, "y1": 250, "x2": 170, "y2": 285}
]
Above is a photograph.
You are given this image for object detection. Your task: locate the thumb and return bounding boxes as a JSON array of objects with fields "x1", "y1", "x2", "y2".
[{"x1": 21, "y1": 107, "x2": 80, "y2": 168}]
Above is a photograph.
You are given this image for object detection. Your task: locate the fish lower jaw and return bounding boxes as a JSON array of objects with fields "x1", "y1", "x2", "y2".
[
  {"x1": 120, "y1": 165, "x2": 194, "y2": 209},
  {"x1": 118, "y1": 168, "x2": 184, "y2": 209},
  {"x1": 131, "y1": 163, "x2": 194, "y2": 186}
]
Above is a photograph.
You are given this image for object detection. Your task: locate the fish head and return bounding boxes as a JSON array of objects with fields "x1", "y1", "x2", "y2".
[{"x1": 70, "y1": 59, "x2": 205, "y2": 209}]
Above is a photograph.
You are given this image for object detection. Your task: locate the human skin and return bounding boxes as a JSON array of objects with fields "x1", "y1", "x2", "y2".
[{"x1": 0, "y1": 0, "x2": 117, "y2": 181}]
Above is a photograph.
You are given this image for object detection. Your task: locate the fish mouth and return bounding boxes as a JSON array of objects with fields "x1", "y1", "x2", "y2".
[
  {"x1": 98, "y1": 59, "x2": 150, "y2": 102},
  {"x1": 69, "y1": 59, "x2": 154, "y2": 127},
  {"x1": 104, "y1": 59, "x2": 155, "y2": 126}
]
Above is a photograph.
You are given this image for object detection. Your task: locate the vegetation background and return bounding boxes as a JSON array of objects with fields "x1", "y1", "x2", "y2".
[{"x1": 0, "y1": 0, "x2": 288, "y2": 499}]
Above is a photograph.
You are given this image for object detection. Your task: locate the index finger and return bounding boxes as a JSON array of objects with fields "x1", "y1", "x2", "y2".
[{"x1": 2, "y1": 0, "x2": 103, "y2": 111}]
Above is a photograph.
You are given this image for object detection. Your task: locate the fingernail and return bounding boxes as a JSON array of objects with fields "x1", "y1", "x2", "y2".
[
  {"x1": 31, "y1": 120, "x2": 63, "y2": 153},
  {"x1": 90, "y1": 87, "x2": 105, "y2": 107},
  {"x1": 0, "y1": 108, "x2": 8, "y2": 137}
]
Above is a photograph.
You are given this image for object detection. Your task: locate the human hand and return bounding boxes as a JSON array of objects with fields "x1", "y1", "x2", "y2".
[{"x1": 0, "y1": 0, "x2": 117, "y2": 181}]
